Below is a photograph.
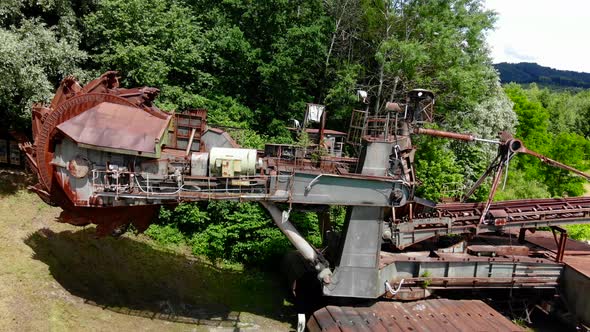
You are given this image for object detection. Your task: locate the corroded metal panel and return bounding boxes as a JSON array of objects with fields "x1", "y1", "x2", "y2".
[
  {"x1": 309, "y1": 299, "x2": 523, "y2": 332},
  {"x1": 323, "y1": 267, "x2": 380, "y2": 298},
  {"x1": 57, "y1": 102, "x2": 171, "y2": 156},
  {"x1": 291, "y1": 172, "x2": 394, "y2": 207},
  {"x1": 201, "y1": 128, "x2": 240, "y2": 151}
]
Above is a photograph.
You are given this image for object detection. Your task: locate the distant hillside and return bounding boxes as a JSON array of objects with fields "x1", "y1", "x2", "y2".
[{"x1": 494, "y1": 62, "x2": 590, "y2": 89}]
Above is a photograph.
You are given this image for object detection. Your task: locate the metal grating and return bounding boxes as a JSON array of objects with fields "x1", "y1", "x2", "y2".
[
  {"x1": 172, "y1": 109, "x2": 207, "y2": 152},
  {"x1": 346, "y1": 109, "x2": 368, "y2": 150}
]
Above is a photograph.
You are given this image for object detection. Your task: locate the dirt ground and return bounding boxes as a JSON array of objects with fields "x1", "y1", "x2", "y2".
[{"x1": 0, "y1": 169, "x2": 295, "y2": 331}]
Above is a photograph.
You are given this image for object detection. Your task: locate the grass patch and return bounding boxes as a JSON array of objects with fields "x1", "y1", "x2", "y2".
[
  {"x1": 24, "y1": 227, "x2": 294, "y2": 323},
  {"x1": 0, "y1": 171, "x2": 294, "y2": 330}
]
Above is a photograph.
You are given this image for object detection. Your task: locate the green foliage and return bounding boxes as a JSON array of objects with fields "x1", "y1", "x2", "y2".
[
  {"x1": 82, "y1": 0, "x2": 332, "y2": 132},
  {"x1": 536, "y1": 87, "x2": 590, "y2": 139},
  {"x1": 161, "y1": 203, "x2": 210, "y2": 230},
  {"x1": 545, "y1": 132, "x2": 589, "y2": 196},
  {"x1": 0, "y1": 0, "x2": 94, "y2": 40},
  {"x1": 415, "y1": 137, "x2": 465, "y2": 202},
  {"x1": 0, "y1": 0, "x2": 93, "y2": 129},
  {"x1": 504, "y1": 84, "x2": 551, "y2": 153},
  {"x1": 496, "y1": 62, "x2": 590, "y2": 89},
  {"x1": 148, "y1": 201, "x2": 328, "y2": 266},
  {"x1": 289, "y1": 211, "x2": 323, "y2": 248},
  {"x1": 266, "y1": 119, "x2": 295, "y2": 144},
  {"x1": 389, "y1": 0, "x2": 496, "y2": 114},
  {"x1": 324, "y1": 64, "x2": 363, "y2": 131},
  {"x1": 330, "y1": 206, "x2": 347, "y2": 232},
  {"x1": 144, "y1": 203, "x2": 209, "y2": 247},
  {"x1": 257, "y1": 23, "x2": 329, "y2": 124},
  {"x1": 494, "y1": 170, "x2": 551, "y2": 201},
  {"x1": 502, "y1": 84, "x2": 590, "y2": 198},
  {"x1": 566, "y1": 225, "x2": 590, "y2": 242},
  {"x1": 295, "y1": 131, "x2": 311, "y2": 147},
  {"x1": 192, "y1": 202, "x2": 288, "y2": 265},
  {"x1": 0, "y1": 19, "x2": 87, "y2": 129},
  {"x1": 144, "y1": 224, "x2": 185, "y2": 246},
  {"x1": 420, "y1": 270, "x2": 432, "y2": 288},
  {"x1": 333, "y1": 0, "x2": 512, "y2": 200},
  {"x1": 0, "y1": 0, "x2": 24, "y2": 26},
  {"x1": 84, "y1": 0, "x2": 210, "y2": 89}
]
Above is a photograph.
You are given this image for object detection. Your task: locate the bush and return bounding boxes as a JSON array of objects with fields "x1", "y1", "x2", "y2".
[
  {"x1": 566, "y1": 224, "x2": 590, "y2": 242},
  {"x1": 494, "y1": 169, "x2": 551, "y2": 201},
  {"x1": 145, "y1": 201, "x2": 333, "y2": 266},
  {"x1": 144, "y1": 224, "x2": 185, "y2": 245},
  {"x1": 192, "y1": 201, "x2": 292, "y2": 265}
]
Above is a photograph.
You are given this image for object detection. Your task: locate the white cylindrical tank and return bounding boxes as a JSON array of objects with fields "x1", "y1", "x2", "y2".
[
  {"x1": 209, "y1": 147, "x2": 258, "y2": 177},
  {"x1": 190, "y1": 152, "x2": 209, "y2": 176}
]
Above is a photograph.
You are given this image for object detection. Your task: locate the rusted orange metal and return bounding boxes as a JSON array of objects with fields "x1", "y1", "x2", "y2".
[
  {"x1": 57, "y1": 102, "x2": 171, "y2": 154},
  {"x1": 415, "y1": 127, "x2": 477, "y2": 142},
  {"x1": 308, "y1": 299, "x2": 524, "y2": 332},
  {"x1": 22, "y1": 72, "x2": 165, "y2": 233},
  {"x1": 171, "y1": 109, "x2": 207, "y2": 152},
  {"x1": 467, "y1": 245, "x2": 530, "y2": 257}
]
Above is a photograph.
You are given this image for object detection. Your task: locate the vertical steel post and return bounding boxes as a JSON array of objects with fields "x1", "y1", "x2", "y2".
[{"x1": 518, "y1": 228, "x2": 527, "y2": 244}]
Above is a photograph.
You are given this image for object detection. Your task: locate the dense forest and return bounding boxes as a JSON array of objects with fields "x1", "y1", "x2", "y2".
[
  {"x1": 1, "y1": 0, "x2": 589, "y2": 265},
  {"x1": 495, "y1": 62, "x2": 590, "y2": 89}
]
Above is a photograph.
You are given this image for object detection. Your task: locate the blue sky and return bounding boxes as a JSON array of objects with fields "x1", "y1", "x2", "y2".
[{"x1": 485, "y1": 0, "x2": 590, "y2": 73}]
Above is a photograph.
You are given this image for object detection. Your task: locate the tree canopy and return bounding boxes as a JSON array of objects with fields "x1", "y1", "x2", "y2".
[{"x1": 496, "y1": 62, "x2": 590, "y2": 89}]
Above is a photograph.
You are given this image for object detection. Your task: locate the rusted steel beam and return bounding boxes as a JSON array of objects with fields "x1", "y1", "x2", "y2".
[
  {"x1": 523, "y1": 148, "x2": 590, "y2": 181},
  {"x1": 414, "y1": 127, "x2": 501, "y2": 144},
  {"x1": 551, "y1": 226, "x2": 569, "y2": 263},
  {"x1": 415, "y1": 127, "x2": 477, "y2": 141},
  {"x1": 518, "y1": 228, "x2": 527, "y2": 243},
  {"x1": 401, "y1": 276, "x2": 560, "y2": 286}
]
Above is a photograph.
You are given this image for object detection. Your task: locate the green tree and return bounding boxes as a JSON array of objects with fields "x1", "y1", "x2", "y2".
[
  {"x1": 494, "y1": 170, "x2": 550, "y2": 201},
  {"x1": 544, "y1": 132, "x2": 589, "y2": 196},
  {"x1": 346, "y1": 0, "x2": 498, "y2": 117},
  {"x1": 415, "y1": 137, "x2": 465, "y2": 202},
  {"x1": 0, "y1": 20, "x2": 87, "y2": 129},
  {"x1": 503, "y1": 84, "x2": 589, "y2": 198},
  {"x1": 324, "y1": 0, "x2": 511, "y2": 199},
  {"x1": 84, "y1": 0, "x2": 210, "y2": 90},
  {"x1": 257, "y1": 23, "x2": 329, "y2": 126}
]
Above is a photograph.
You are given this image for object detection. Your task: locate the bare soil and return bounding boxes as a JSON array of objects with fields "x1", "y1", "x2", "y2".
[{"x1": 0, "y1": 169, "x2": 295, "y2": 331}]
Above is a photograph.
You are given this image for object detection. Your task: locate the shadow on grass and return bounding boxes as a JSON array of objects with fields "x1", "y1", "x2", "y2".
[
  {"x1": 0, "y1": 168, "x2": 34, "y2": 197},
  {"x1": 24, "y1": 228, "x2": 295, "y2": 329}
]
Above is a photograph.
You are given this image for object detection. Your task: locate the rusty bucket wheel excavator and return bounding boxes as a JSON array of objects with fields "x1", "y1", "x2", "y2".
[
  {"x1": 22, "y1": 72, "x2": 161, "y2": 235},
  {"x1": 18, "y1": 73, "x2": 590, "y2": 330}
]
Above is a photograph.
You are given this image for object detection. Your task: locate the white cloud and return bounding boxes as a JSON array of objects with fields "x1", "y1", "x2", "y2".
[
  {"x1": 503, "y1": 45, "x2": 537, "y2": 63},
  {"x1": 485, "y1": 0, "x2": 590, "y2": 73}
]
